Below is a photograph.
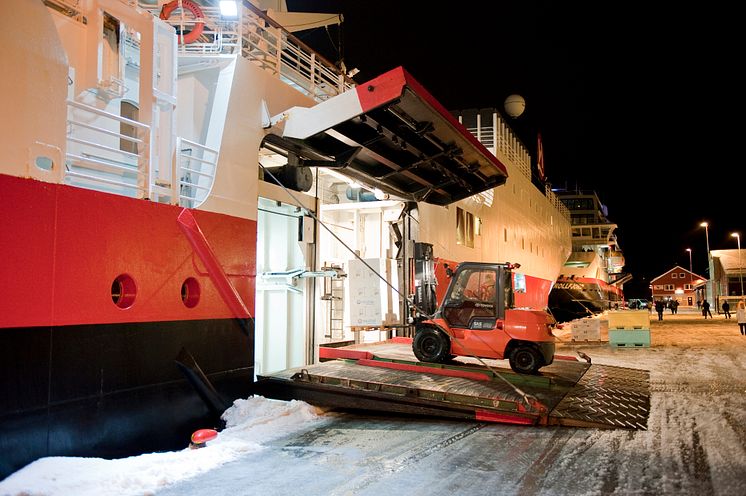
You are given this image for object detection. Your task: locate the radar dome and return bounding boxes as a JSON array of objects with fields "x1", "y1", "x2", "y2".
[{"x1": 504, "y1": 94, "x2": 526, "y2": 118}]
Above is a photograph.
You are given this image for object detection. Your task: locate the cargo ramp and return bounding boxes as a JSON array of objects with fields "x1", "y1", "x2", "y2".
[{"x1": 254, "y1": 338, "x2": 650, "y2": 430}]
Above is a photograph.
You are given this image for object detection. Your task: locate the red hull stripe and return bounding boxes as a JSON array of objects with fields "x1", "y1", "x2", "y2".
[
  {"x1": 475, "y1": 409, "x2": 536, "y2": 425},
  {"x1": 558, "y1": 276, "x2": 624, "y2": 296},
  {"x1": 356, "y1": 358, "x2": 491, "y2": 382},
  {"x1": 0, "y1": 174, "x2": 256, "y2": 328},
  {"x1": 318, "y1": 348, "x2": 374, "y2": 360}
]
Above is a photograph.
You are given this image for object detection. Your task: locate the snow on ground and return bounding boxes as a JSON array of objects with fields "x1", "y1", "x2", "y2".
[
  {"x1": 0, "y1": 397, "x2": 326, "y2": 496},
  {"x1": 2, "y1": 308, "x2": 746, "y2": 496}
]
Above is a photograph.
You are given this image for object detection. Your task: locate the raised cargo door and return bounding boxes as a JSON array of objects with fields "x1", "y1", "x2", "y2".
[{"x1": 270, "y1": 66, "x2": 509, "y2": 206}]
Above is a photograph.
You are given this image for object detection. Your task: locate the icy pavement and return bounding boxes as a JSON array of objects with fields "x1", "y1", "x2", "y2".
[{"x1": 2, "y1": 310, "x2": 746, "y2": 495}]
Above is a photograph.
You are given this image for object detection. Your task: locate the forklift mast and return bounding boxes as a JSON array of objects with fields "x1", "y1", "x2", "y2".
[{"x1": 412, "y1": 242, "x2": 437, "y2": 318}]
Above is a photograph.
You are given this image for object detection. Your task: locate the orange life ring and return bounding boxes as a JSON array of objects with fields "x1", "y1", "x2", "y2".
[{"x1": 159, "y1": 0, "x2": 205, "y2": 44}]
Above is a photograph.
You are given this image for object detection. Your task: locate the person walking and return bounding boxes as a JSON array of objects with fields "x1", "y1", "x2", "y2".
[
  {"x1": 737, "y1": 301, "x2": 746, "y2": 335},
  {"x1": 655, "y1": 299, "x2": 665, "y2": 321},
  {"x1": 702, "y1": 299, "x2": 713, "y2": 319},
  {"x1": 722, "y1": 300, "x2": 731, "y2": 319},
  {"x1": 672, "y1": 299, "x2": 679, "y2": 314}
]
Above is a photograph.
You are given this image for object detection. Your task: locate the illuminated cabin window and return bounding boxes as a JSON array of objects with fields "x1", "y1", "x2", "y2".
[{"x1": 456, "y1": 207, "x2": 475, "y2": 248}]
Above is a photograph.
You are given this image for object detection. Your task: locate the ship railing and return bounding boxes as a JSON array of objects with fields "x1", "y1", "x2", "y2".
[
  {"x1": 545, "y1": 186, "x2": 571, "y2": 220},
  {"x1": 65, "y1": 100, "x2": 218, "y2": 207},
  {"x1": 139, "y1": 1, "x2": 352, "y2": 99},
  {"x1": 176, "y1": 137, "x2": 218, "y2": 208},
  {"x1": 65, "y1": 99, "x2": 150, "y2": 199},
  {"x1": 465, "y1": 124, "x2": 532, "y2": 179},
  {"x1": 463, "y1": 117, "x2": 570, "y2": 221},
  {"x1": 240, "y1": 2, "x2": 353, "y2": 101}
]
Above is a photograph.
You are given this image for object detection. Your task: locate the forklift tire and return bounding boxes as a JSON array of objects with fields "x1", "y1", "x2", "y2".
[
  {"x1": 413, "y1": 326, "x2": 451, "y2": 363},
  {"x1": 509, "y1": 345, "x2": 542, "y2": 375}
]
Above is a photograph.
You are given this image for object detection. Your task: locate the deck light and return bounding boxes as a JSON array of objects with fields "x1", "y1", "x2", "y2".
[{"x1": 219, "y1": 1, "x2": 238, "y2": 17}]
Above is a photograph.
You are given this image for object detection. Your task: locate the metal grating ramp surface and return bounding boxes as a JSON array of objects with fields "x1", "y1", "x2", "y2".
[{"x1": 549, "y1": 364, "x2": 650, "y2": 429}]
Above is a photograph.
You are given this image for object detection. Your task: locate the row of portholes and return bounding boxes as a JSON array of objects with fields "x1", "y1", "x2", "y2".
[{"x1": 111, "y1": 274, "x2": 200, "y2": 309}]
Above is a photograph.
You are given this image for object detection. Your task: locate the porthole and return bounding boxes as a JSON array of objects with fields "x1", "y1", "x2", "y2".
[
  {"x1": 35, "y1": 156, "x2": 53, "y2": 171},
  {"x1": 181, "y1": 277, "x2": 200, "y2": 308},
  {"x1": 111, "y1": 274, "x2": 136, "y2": 309}
]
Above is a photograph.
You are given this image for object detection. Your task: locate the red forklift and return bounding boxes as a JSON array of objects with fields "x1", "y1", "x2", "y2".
[{"x1": 411, "y1": 245, "x2": 556, "y2": 374}]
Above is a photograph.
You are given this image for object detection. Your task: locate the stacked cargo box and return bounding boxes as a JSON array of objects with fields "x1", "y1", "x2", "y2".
[
  {"x1": 570, "y1": 317, "x2": 607, "y2": 342},
  {"x1": 607, "y1": 310, "x2": 651, "y2": 347}
]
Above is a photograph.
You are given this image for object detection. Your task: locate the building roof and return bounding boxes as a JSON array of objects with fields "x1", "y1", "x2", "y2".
[
  {"x1": 710, "y1": 249, "x2": 746, "y2": 274},
  {"x1": 650, "y1": 265, "x2": 707, "y2": 284}
]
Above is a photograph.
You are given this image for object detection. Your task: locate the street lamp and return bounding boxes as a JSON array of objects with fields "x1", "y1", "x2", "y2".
[
  {"x1": 700, "y1": 221, "x2": 713, "y2": 307},
  {"x1": 732, "y1": 232, "x2": 743, "y2": 296},
  {"x1": 686, "y1": 248, "x2": 693, "y2": 306},
  {"x1": 686, "y1": 248, "x2": 692, "y2": 273},
  {"x1": 700, "y1": 222, "x2": 711, "y2": 266}
]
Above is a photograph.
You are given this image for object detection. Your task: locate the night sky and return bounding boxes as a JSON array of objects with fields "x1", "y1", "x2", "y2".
[{"x1": 286, "y1": 0, "x2": 744, "y2": 298}]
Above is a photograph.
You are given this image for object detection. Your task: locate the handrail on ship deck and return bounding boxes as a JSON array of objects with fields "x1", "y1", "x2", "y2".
[{"x1": 53, "y1": 0, "x2": 566, "y2": 218}]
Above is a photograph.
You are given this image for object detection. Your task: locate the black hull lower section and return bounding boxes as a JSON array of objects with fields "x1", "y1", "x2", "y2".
[
  {"x1": 549, "y1": 284, "x2": 623, "y2": 323},
  {"x1": 0, "y1": 319, "x2": 254, "y2": 479}
]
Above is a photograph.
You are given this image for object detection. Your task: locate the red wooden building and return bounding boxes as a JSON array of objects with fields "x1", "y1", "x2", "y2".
[{"x1": 650, "y1": 265, "x2": 707, "y2": 308}]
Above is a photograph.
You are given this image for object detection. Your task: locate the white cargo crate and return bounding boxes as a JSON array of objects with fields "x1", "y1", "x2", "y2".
[{"x1": 570, "y1": 318, "x2": 601, "y2": 341}]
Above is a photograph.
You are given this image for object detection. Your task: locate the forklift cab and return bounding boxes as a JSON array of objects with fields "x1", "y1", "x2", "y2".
[{"x1": 441, "y1": 263, "x2": 514, "y2": 329}]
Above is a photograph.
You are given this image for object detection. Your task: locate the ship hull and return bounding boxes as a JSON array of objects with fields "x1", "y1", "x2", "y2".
[
  {"x1": 0, "y1": 174, "x2": 256, "y2": 478},
  {"x1": 0, "y1": 319, "x2": 253, "y2": 477},
  {"x1": 549, "y1": 277, "x2": 624, "y2": 323}
]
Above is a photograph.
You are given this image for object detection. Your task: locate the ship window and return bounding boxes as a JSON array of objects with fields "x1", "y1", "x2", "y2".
[
  {"x1": 35, "y1": 156, "x2": 54, "y2": 171},
  {"x1": 102, "y1": 13, "x2": 122, "y2": 89},
  {"x1": 664, "y1": 284, "x2": 674, "y2": 291},
  {"x1": 111, "y1": 274, "x2": 136, "y2": 309},
  {"x1": 120, "y1": 100, "x2": 139, "y2": 154},
  {"x1": 456, "y1": 207, "x2": 475, "y2": 248},
  {"x1": 672, "y1": 273, "x2": 678, "y2": 278},
  {"x1": 181, "y1": 277, "x2": 200, "y2": 308},
  {"x1": 679, "y1": 273, "x2": 685, "y2": 278}
]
